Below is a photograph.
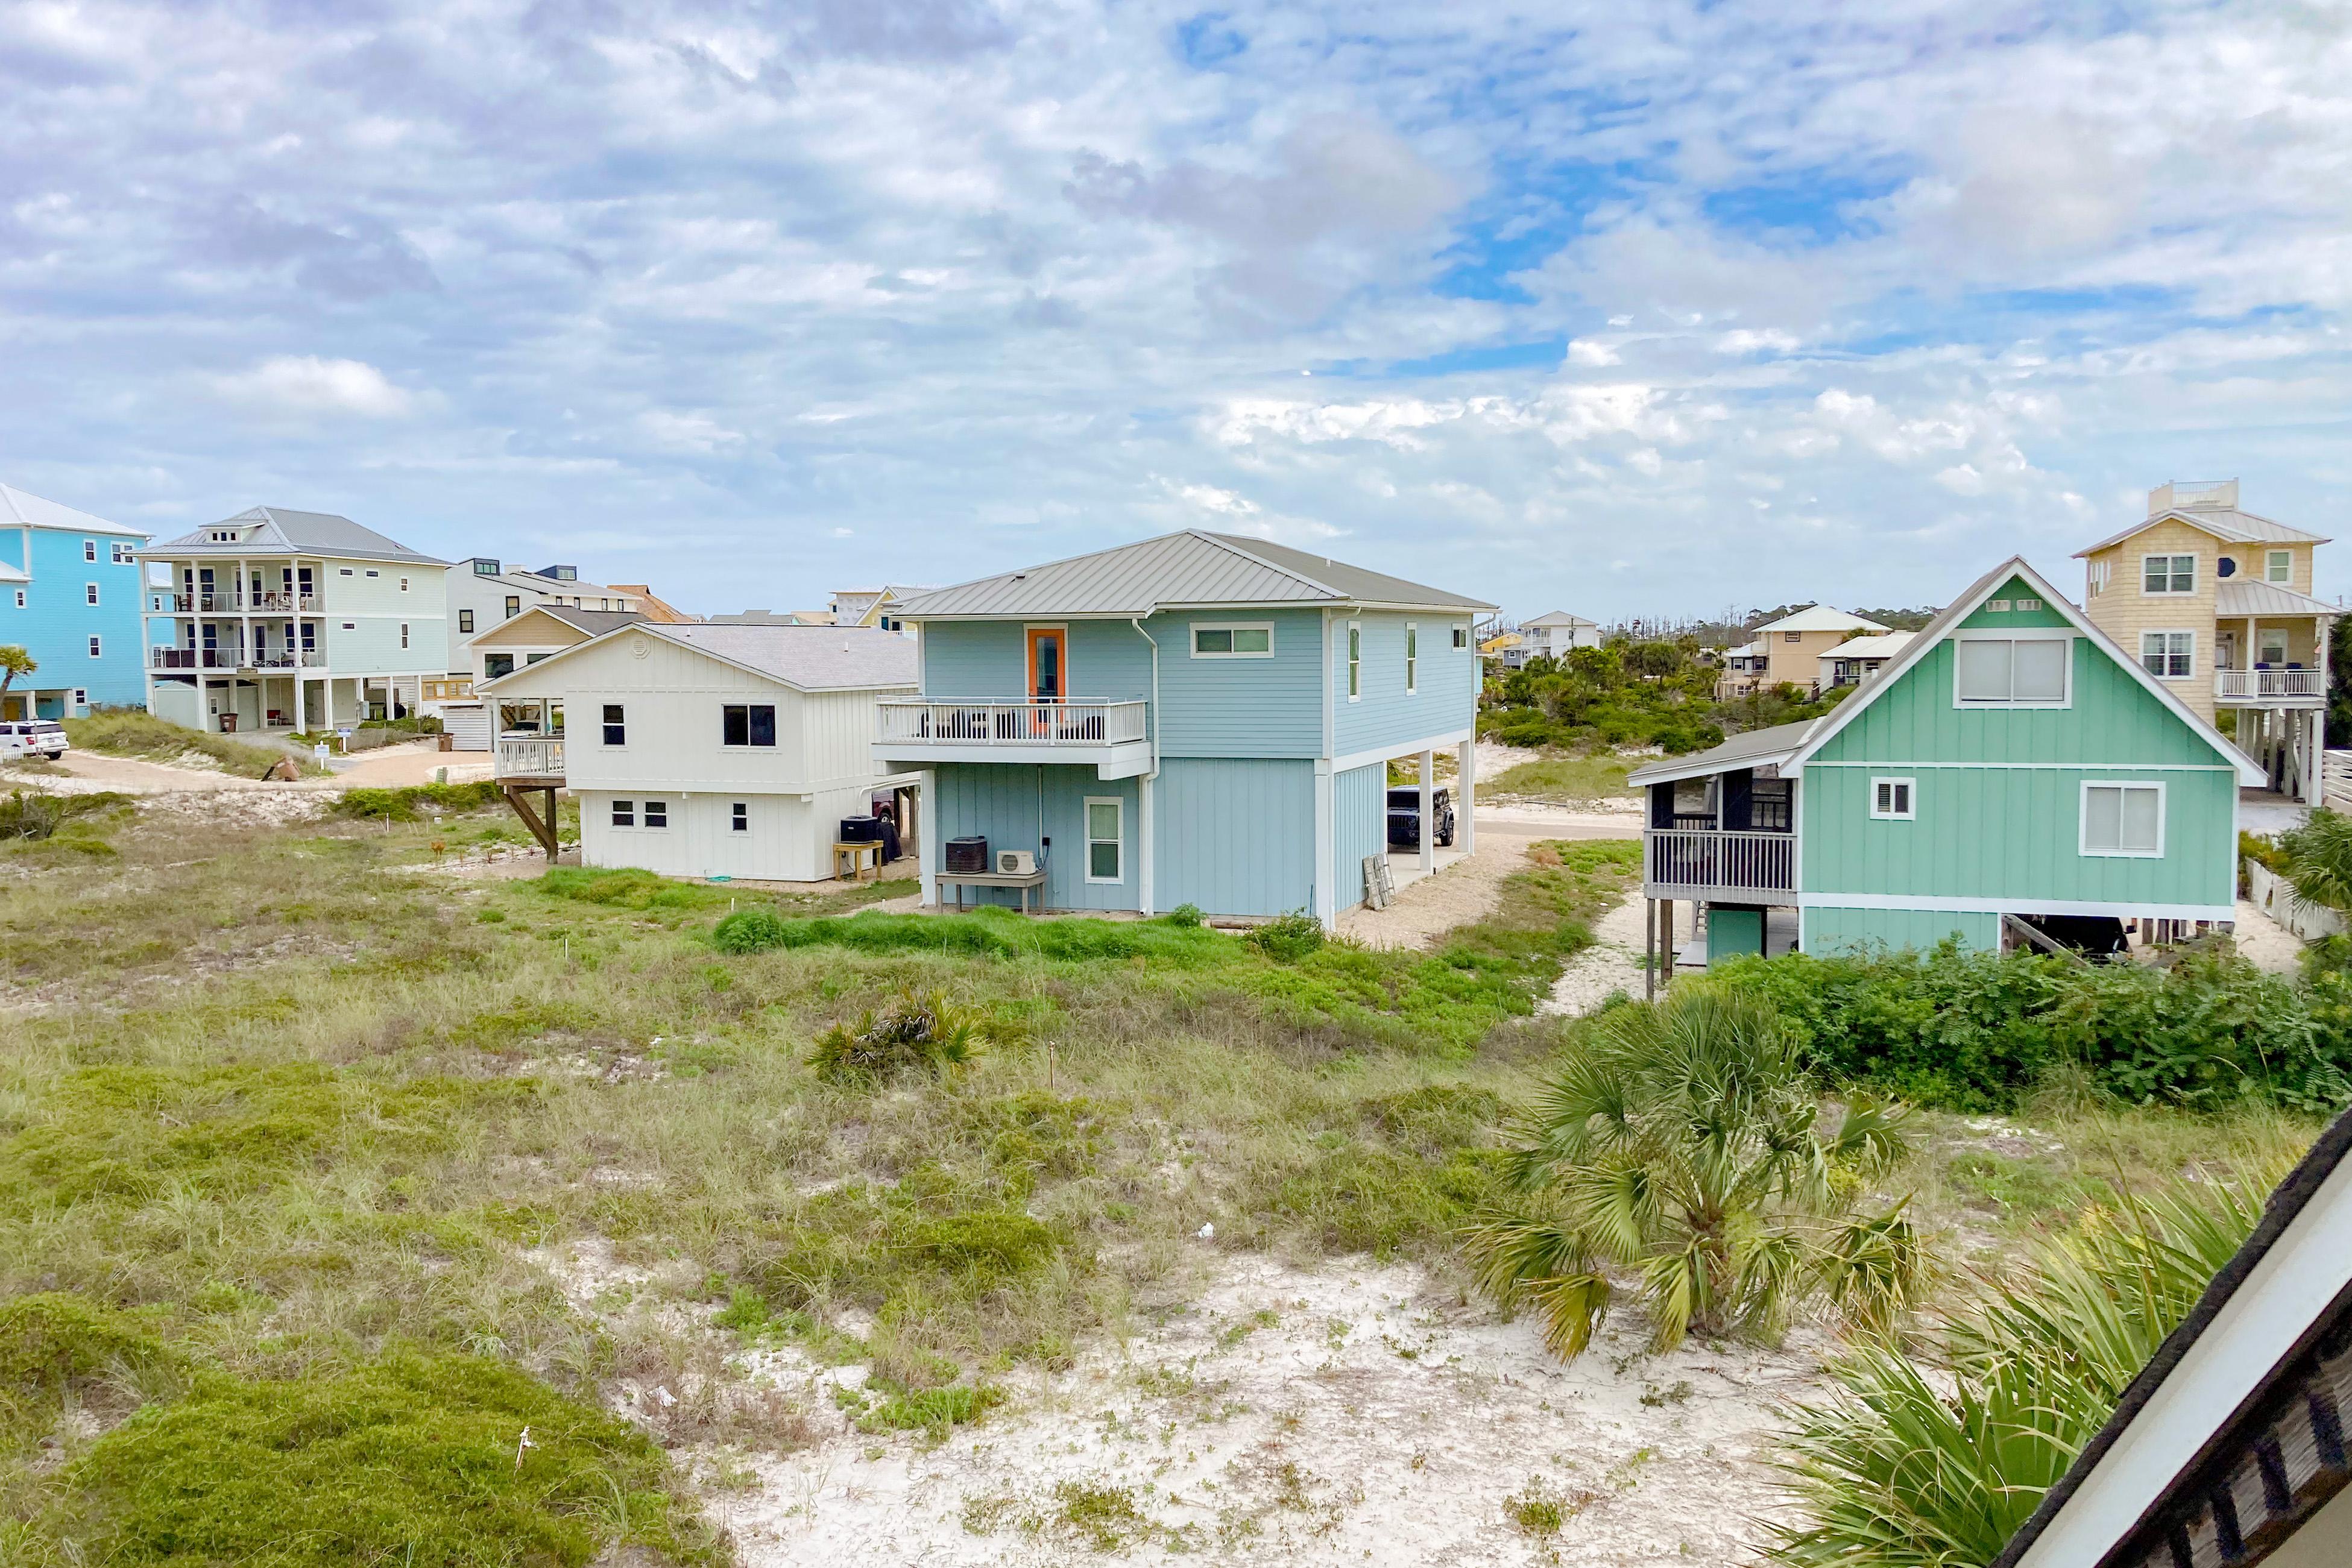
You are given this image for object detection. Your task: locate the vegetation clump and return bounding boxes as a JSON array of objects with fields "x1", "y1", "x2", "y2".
[
  {"x1": 1244, "y1": 910, "x2": 1326, "y2": 963},
  {"x1": 0, "y1": 789, "x2": 131, "y2": 845},
  {"x1": 23, "y1": 1352, "x2": 717, "y2": 1568},
  {"x1": 809, "y1": 988, "x2": 1026, "y2": 1083},
  {"x1": 1465, "y1": 984, "x2": 1925, "y2": 1358},
  {"x1": 333, "y1": 781, "x2": 505, "y2": 820},
  {"x1": 63, "y1": 713, "x2": 310, "y2": 776}
]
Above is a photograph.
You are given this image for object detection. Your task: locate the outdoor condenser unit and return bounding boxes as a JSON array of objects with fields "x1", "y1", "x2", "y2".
[
  {"x1": 995, "y1": 849, "x2": 1038, "y2": 875},
  {"x1": 944, "y1": 836, "x2": 989, "y2": 873}
]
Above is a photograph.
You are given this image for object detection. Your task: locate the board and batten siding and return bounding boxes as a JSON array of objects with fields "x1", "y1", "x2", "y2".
[
  {"x1": 1331, "y1": 609, "x2": 1479, "y2": 757},
  {"x1": 932, "y1": 763, "x2": 1143, "y2": 913},
  {"x1": 1803, "y1": 905, "x2": 2001, "y2": 955},
  {"x1": 1153, "y1": 758, "x2": 1316, "y2": 916},
  {"x1": 1332, "y1": 761, "x2": 1387, "y2": 909},
  {"x1": 575, "y1": 788, "x2": 859, "y2": 883}
]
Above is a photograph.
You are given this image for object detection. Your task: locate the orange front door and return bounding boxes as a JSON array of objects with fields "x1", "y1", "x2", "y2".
[{"x1": 1026, "y1": 628, "x2": 1065, "y2": 701}]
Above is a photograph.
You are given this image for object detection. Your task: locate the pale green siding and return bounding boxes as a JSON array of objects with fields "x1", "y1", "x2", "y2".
[
  {"x1": 1803, "y1": 905, "x2": 2000, "y2": 954},
  {"x1": 1708, "y1": 907, "x2": 1764, "y2": 965},
  {"x1": 1333, "y1": 761, "x2": 1387, "y2": 909},
  {"x1": 1956, "y1": 577, "x2": 2072, "y2": 630}
]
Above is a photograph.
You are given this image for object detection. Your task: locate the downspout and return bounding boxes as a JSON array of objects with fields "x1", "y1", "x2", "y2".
[{"x1": 1131, "y1": 616, "x2": 1160, "y2": 916}]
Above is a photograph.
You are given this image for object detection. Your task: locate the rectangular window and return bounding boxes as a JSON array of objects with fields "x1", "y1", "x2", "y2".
[
  {"x1": 2268, "y1": 550, "x2": 2293, "y2": 584},
  {"x1": 1346, "y1": 621, "x2": 1361, "y2": 701},
  {"x1": 1405, "y1": 623, "x2": 1419, "y2": 693},
  {"x1": 1954, "y1": 636, "x2": 2069, "y2": 705},
  {"x1": 722, "y1": 704, "x2": 777, "y2": 746},
  {"x1": 2141, "y1": 553, "x2": 2195, "y2": 594},
  {"x1": 1190, "y1": 623, "x2": 1273, "y2": 658},
  {"x1": 2139, "y1": 631, "x2": 2194, "y2": 679},
  {"x1": 2014, "y1": 597, "x2": 2042, "y2": 612},
  {"x1": 1085, "y1": 797, "x2": 1123, "y2": 883},
  {"x1": 85, "y1": 582, "x2": 98, "y2": 606},
  {"x1": 731, "y1": 802, "x2": 749, "y2": 833},
  {"x1": 611, "y1": 800, "x2": 634, "y2": 827},
  {"x1": 12, "y1": 590, "x2": 23, "y2": 608},
  {"x1": 365, "y1": 569, "x2": 379, "y2": 578},
  {"x1": 2081, "y1": 782, "x2": 2164, "y2": 858},
  {"x1": 1452, "y1": 625, "x2": 1468, "y2": 649},
  {"x1": 340, "y1": 567, "x2": 355, "y2": 576},
  {"x1": 399, "y1": 623, "x2": 409, "y2": 650},
  {"x1": 341, "y1": 622, "x2": 355, "y2": 631},
  {"x1": 602, "y1": 703, "x2": 625, "y2": 746},
  {"x1": 1784, "y1": 630, "x2": 1801, "y2": 642},
  {"x1": 474, "y1": 558, "x2": 500, "y2": 576},
  {"x1": 1870, "y1": 777, "x2": 1915, "y2": 820},
  {"x1": 88, "y1": 635, "x2": 102, "y2": 657},
  {"x1": 112, "y1": 542, "x2": 133, "y2": 564},
  {"x1": 643, "y1": 799, "x2": 668, "y2": 829},
  {"x1": 83, "y1": 539, "x2": 95, "y2": 562},
  {"x1": 482, "y1": 653, "x2": 515, "y2": 679},
  {"x1": 72, "y1": 689, "x2": 86, "y2": 707},
  {"x1": 505, "y1": 596, "x2": 520, "y2": 618},
  {"x1": 2260, "y1": 630, "x2": 2289, "y2": 666},
  {"x1": 458, "y1": 609, "x2": 474, "y2": 634},
  {"x1": 399, "y1": 577, "x2": 409, "y2": 592}
]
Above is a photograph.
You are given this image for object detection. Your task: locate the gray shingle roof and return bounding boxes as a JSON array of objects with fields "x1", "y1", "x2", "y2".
[
  {"x1": 649, "y1": 624, "x2": 919, "y2": 690},
  {"x1": 2215, "y1": 580, "x2": 2340, "y2": 618},
  {"x1": 147, "y1": 506, "x2": 446, "y2": 565},
  {"x1": 535, "y1": 608, "x2": 646, "y2": 637},
  {"x1": 891, "y1": 530, "x2": 1493, "y2": 619}
]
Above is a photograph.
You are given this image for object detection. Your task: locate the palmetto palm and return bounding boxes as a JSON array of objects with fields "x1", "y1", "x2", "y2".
[
  {"x1": 1766, "y1": 1168, "x2": 2276, "y2": 1566},
  {"x1": 1464, "y1": 984, "x2": 1923, "y2": 1359},
  {"x1": 2277, "y1": 807, "x2": 2352, "y2": 921}
]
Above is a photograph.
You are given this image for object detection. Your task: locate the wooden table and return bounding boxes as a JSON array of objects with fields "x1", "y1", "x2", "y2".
[
  {"x1": 936, "y1": 866, "x2": 1049, "y2": 914},
  {"x1": 832, "y1": 840, "x2": 884, "y2": 881}
]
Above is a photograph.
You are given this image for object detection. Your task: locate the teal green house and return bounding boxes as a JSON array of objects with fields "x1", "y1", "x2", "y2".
[
  {"x1": 1630, "y1": 557, "x2": 2262, "y2": 959},
  {"x1": 874, "y1": 531, "x2": 1492, "y2": 922}
]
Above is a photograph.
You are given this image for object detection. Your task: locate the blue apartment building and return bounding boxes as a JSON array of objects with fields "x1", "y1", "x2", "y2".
[{"x1": 0, "y1": 482, "x2": 150, "y2": 720}]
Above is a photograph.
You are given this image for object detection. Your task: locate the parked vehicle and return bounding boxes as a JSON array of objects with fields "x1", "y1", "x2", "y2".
[
  {"x1": 1, "y1": 720, "x2": 69, "y2": 761},
  {"x1": 1386, "y1": 785, "x2": 1455, "y2": 849}
]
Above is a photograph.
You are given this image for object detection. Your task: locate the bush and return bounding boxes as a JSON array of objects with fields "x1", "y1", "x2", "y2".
[
  {"x1": 711, "y1": 907, "x2": 793, "y2": 951},
  {"x1": 0, "y1": 1292, "x2": 171, "y2": 1432},
  {"x1": 31, "y1": 1352, "x2": 717, "y2": 1567},
  {"x1": 712, "y1": 906, "x2": 1229, "y2": 965},
  {"x1": 63, "y1": 713, "x2": 305, "y2": 776},
  {"x1": 1246, "y1": 910, "x2": 1326, "y2": 963},
  {"x1": 537, "y1": 866, "x2": 725, "y2": 910},
  {"x1": 333, "y1": 782, "x2": 503, "y2": 820},
  {"x1": 1715, "y1": 943, "x2": 2352, "y2": 1113},
  {"x1": 1163, "y1": 902, "x2": 1205, "y2": 927},
  {"x1": 1, "y1": 789, "x2": 132, "y2": 842},
  {"x1": 808, "y1": 989, "x2": 1024, "y2": 1083}
]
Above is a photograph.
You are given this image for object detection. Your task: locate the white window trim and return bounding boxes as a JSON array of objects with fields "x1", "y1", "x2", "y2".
[
  {"x1": 642, "y1": 799, "x2": 671, "y2": 830},
  {"x1": 85, "y1": 582, "x2": 99, "y2": 605},
  {"x1": 730, "y1": 801, "x2": 751, "y2": 834},
  {"x1": 2079, "y1": 779, "x2": 2166, "y2": 860},
  {"x1": 87, "y1": 635, "x2": 102, "y2": 657},
  {"x1": 610, "y1": 799, "x2": 636, "y2": 828},
  {"x1": 601, "y1": 702, "x2": 627, "y2": 748},
  {"x1": 1189, "y1": 620, "x2": 1275, "y2": 659},
  {"x1": 1083, "y1": 795, "x2": 1124, "y2": 884},
  {"x1": 1950, "y1": 629, "x2": 2074, "y2": 710},
  {"x1": 2266, "y1": 550, "x2": 2293, "y2": 584},
  {"x1": 1346, "y1": 619, "x2": 1362, "y2": 703},
  {"x1": 2140, "y1": 552, "x2": 2196, "y2": 596},
  {"x1": 1405, "y1": 621, "x2": 1419, "y2": 694},
  {"x1": 2258, "y1": 628, "x2": 2290, "y2": 666},
  {"x1": 1451, "y1": 624, "x2": 1469, "y2": 650},
  {"x1": 1869, "y1": 776, "x2": 1916, "y2": 821},
  {"x1": 2139, "y1": 628, "x2": 2196, "y2": 681}
]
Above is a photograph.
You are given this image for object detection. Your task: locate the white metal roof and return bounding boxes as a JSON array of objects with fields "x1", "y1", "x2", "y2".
[
  {"x1": 1821, "y1": 630, "x2": 1917, "y2": 661},
  {"x1": 146, "y1": 506, "x2": 446, "y2": 565},
  {"x1": 1523, "y1": 609, "x2": 1599, "y2": 628},
  {"x1": 0, "y1": 482, "x2": 146, "y2": 538},
  {"x1": 482, "y1": 622, "x2": 918, "y2": 694},
  {"x1": 1751, "y1": 603, "x2": 1890, "y2": 635},
  {"x1": 891, "y1": 530, "x2": 1493, "y2": 620},
  {"x1": 0, "y1": 559, "x2": 28, "y2": 584},
  {"x1": 2214, "y1": 579, "x2": 2341, "y2": 618}
]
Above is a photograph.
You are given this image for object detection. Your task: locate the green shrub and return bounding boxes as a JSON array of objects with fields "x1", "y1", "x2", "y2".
[
  {"x1": 1, "y1": 789, "x2": 132, "y2": 842},
  {"x1": 808, "y1": 989, "x2": 1025, "y2": 1084},
  {"x1": 537, "y1": 865, "x2": 725, "y2": 910},
  {"x1": 63, "y1": 713, "x2": 307, "y2": 776},
  {"x1": 0, "y1": 1292, "x2": 171, "y2": 1426},
  {"x1": 32, "y1": 1352, "x2": 717, "y2": 1567},
  {"x1": 856, "y1": 1382, "x2": 1004, "y2": 1434},
  {"x1": 333, "y1": 781, "x2": 503, "y2": 820},
  {"x1": 1163, "y1": 902, "x2": 1205, "y2": 927},
  {"x1": 715, "y1": 906, "x2": 1229, "y2": 965},
  {"x1": 713, "y1": 907, "x2": 793, "y2": 951},
  {"x1": 1246, "y1": 910, "x2": 1326, "y2": 963}
]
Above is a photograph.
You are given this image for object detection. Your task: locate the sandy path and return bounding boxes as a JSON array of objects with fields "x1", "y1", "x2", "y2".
[
  {"x1": 2231, "y1": 897, "x2": 2306, "y2": 975},
  {"x1": 1337, "y1": 811, "x2": 1641, "y2": 952},
  {"x1": 1543, "y1": 888, "x2": 1698, "y2": 1017},
  {"x1": 705, "y1": 1254, "x2": 1829, "y2": 1567},
  {"x1": 22, "y1": 740, "x2": 488, "y2": 796}
]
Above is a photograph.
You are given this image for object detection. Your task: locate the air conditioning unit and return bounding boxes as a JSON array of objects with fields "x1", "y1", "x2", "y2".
[{"x1": 995, "y1": 849, "x2": 1037, "y2": 875}]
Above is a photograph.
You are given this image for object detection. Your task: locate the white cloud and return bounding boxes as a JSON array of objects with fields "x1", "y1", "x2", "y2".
[
  {"x1": 1566, "y1": 338, "x2": 1620, "y2": 366},
  {"x1": 213, "y1": 355, "x2": 413, "y2": 418},
  {"x1": 638, "y1": 409, "x2": 747, "y2": 453}
]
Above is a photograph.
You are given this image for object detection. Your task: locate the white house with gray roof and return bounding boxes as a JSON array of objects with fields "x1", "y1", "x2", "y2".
[
  {"x1": 875, "y1": 529, "x2": 1494, "y2": 923},
  {"x1": 479, "y1": 623, "x2": 921, "y2": 880},
  {"x1": 139, "y1": 506, "x2": 450, "y2": 734}
]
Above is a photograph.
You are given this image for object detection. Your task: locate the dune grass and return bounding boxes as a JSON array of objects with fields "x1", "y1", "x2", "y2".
[
  {"x1": 63, "y1": 712, "x2": 318, "y2": 776},
  {"x1": 1487, "y1": 751, "x2": 1638, "y2": 803}
]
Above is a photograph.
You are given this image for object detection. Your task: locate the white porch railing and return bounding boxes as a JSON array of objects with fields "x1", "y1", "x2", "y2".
[
  {"x1": 877, "y1": 698, "x2": 1149, "y2": 748},
  {"x1": 2215, "y1": 668, "x2": 2325, "y2": 701},
  {"x1": 496, "y1": 734, "x2": 566, "y2": 779},
  {"x1": 1643, "y1": 828, "x2": 1797, "y2": 899}
]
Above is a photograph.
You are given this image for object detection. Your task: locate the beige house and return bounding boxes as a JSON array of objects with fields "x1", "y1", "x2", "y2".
[
  {"x1": 2076, "y1": 480, "x2": 2335, "y2": 801},
  {"x1": 1717, "y1": 605, "x2": 1890, "y2": 699}
]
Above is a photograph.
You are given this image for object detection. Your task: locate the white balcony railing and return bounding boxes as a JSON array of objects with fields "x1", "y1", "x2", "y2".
[
  {"x1": 496, "y1": 734, "x2": 566, "y2": 779},
  {"x1": 2216, "y1": 668, "x2": 2325, "y2": 701},
  {"x1": 877, "y1": 699, "x2": 1149, "y2": 749},
  {"x1": 1643, "y1": 828, "x2": 1797, "y2": 899}
]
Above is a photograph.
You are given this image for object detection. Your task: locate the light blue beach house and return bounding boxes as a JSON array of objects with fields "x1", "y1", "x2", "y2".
[
  {"x1": 875, "y1": 531, "x2": 1493, "y2": 922},
  {"x1": 0, "y1": 482, "x2": 150, "y2": 720}
]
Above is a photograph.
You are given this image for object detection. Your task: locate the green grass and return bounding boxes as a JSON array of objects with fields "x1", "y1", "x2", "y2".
[
  {"x1": 63, "y1": 713, "x2": 318, "y2": 776},
  {"x1": 1487, "y1": 750, "x2": 1636, "y2": 802}
]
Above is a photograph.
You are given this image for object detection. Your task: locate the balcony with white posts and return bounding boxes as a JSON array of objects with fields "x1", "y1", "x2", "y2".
[
  {"x1": 2215, "y1": 667, "x2": 2326, "y2": 705},
  {"x1": 874, "y1": 697, "x2": 1153, "y2": 778},
  {"x1": 1642, "y1": 827, "x2": 1797, "y2": 902},
  {"x1": 495, "y1": 733, "x2": 566, "y2": 784}
]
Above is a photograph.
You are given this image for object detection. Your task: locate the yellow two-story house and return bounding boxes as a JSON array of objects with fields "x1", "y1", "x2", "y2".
[{"x1": 2077, "y1": 480, "x2": 2335, "y2": 801}]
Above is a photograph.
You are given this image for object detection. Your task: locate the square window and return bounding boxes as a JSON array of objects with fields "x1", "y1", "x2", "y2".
[
  {"x1": 2268, "y1": 550, "x2": 2294, "y2": 584},
  {"x1": 2082, "y1": 782, "x2": 2163, "y2": 857},
  {"x1": 2142, "y1": 553, "x2": 2195, "y2": 594},
  {"x1": 2139, "y1": 631, "x2": 2194, "y2": 679},
  {"x1": 644, "y1": 799, "x2": 668, "y2": 829},
  {"x1": 731, "y1": 802, "x2": 748, "y2": 833},
  {"x1": 1085, "y1": 798, "x2": 1123, "y2": 883},
  {"x1": 602, "y1": 704, "x2": 626, "y2": 746},
  {"x1": 1871, "y1": 777, "x2": 1915, "y2": 820},
  {"x1": 722, "y1": 704, "x2": 777, "y2": 746},
  {"x1": 611, "y1": 800, "x2": 634, "y2": 827}
]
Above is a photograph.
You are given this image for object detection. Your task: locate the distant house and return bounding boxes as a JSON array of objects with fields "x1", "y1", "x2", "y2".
[
  {"x1": 876, "y1": 531, "x2": 1491, "y2": 923},
  {"x1": 437, "y1": 559, "x2": 659, "y2": 707},
  {"x1": 1717, "y1": 604, "x2": 1890, "y2": 699},
  {"x1": 1503, "y1": 610, "x2": 1603, "y2": 666},
  {"x1": 1994, "y1": 1105, "x2": 2352, "y2": 1568},
  {"x1": 831, "y1": 585, "x2": 929, "y2": 634},
  {"x1": 1630, "y1": 557, "x2": 2259, "y2": 962},
  {"x1": 0, "y1": 482, "x2": 148, "y2": 721},
  {"x1": 437, "y1": 605, "x2": 647, "y2": 751},
  {"x1": 2077, "y1": 479, "x2": 2336, "y2": 802},
  {"x1": 1818, "y1": 629, "x2": 1915, "y2": 689},
  {"x1": 140, "y1": 507, "x2": 449, "y2": 734},
  {"x1": 480, "y1": 623, "x2": 920, "y2": 880},
  {"x1": 605, "y1": 584, "x2": 695, "y2": 623},
  {"x1": 709, "y1": 611, "x2": 836, "y2": 627}
]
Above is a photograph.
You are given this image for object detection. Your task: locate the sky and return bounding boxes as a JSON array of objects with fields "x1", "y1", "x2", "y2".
[{"x1": 3, "y1": 1, "x2": 2349, "y2": 623}]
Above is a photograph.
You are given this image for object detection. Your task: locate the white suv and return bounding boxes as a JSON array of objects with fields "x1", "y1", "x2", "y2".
[{"x1": 1, "y1": 720, "x2": 70, "y2": 761}]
